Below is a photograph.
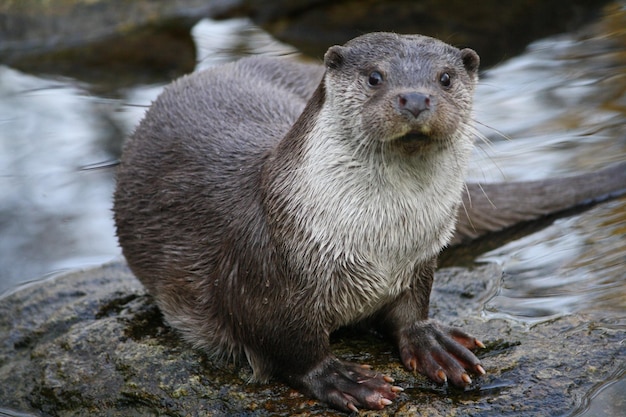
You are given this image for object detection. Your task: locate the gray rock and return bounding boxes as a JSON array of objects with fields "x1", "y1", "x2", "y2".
[{"x1": 0, "y1": 0, "x2": 223, "y2": 57}]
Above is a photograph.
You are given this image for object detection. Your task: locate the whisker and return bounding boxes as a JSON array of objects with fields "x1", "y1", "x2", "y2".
[
  {"x1": 463, "y1": 113, "x2": 510, "y2": 184},
  {"x1": 473, "y1": 118, "x2": 512, "y2": 142},
  {"x1": 460, "y1": 182, "x2": 476, "y2": 233},
  {"x1": 469, "y1": 125, "x2": 496, "y2": 152},
  {"x1": 477, "y1": 182, "x2": 497, "y2": 209},
  {"x1": 463, "y1": 181, "x2": 472, "y2": 208}
]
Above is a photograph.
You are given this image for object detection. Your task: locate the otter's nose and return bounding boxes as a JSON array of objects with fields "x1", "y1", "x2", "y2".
[{"x1": 397, "y1": 92, "x2": 431, "y2": 118}]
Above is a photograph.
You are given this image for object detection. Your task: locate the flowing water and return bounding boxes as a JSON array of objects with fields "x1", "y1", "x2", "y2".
[{"x1": 0, "y1": 8, "x2": 624, "y2": 416}]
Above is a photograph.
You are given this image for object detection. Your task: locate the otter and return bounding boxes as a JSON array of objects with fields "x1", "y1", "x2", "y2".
[{"x1": 113, "y1": 32, "x2": 484, "y2": 412}]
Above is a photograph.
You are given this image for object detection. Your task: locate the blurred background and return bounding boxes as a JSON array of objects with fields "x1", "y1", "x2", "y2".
[
  {"x1": 1, "y1": 0, "x2": 624, "y2": 291},
  {"x1": 1, "y1": 0, "x2": 623, "y2": 294}
]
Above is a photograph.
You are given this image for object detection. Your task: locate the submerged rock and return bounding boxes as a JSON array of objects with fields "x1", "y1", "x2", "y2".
[{"x1": 1, "y1": 197, "x2": 624, "y2": 416}]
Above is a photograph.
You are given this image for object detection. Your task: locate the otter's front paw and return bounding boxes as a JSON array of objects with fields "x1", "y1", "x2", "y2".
[
  {"x1": 296, "y1": 357, "x2": 403, "y2": 412},
  {"x1": 398, "y1": 320, "x2": 485, "y2": 387}
]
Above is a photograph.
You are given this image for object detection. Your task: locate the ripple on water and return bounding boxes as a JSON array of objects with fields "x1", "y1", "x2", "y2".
[{"x1": 477, "y1": 196, "x2": 626, "y2": 325}]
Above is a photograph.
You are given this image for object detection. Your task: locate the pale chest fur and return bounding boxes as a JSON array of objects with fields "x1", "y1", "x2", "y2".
[{"x1": 275, "y1": 118, "x2": 473, "y2": 325}]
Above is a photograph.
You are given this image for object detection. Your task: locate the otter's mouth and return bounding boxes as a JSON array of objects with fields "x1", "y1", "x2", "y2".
[{"x1": 398, "y1": 132, "x2": 430, "y2": 142}]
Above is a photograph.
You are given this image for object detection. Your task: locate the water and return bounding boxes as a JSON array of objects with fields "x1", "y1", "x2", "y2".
[
  {"x1": 0, "y1": 68, "x2": 120, "y2": 290},
  {"x1": 467, "y1": 8, "x2": 626, "y2": 328},
  {"x1": 478, "y1": 197, "x2": 625, "y2": 324},
  {"x1": 1, "y1": 10, "x2": 625, "y2": 416}
]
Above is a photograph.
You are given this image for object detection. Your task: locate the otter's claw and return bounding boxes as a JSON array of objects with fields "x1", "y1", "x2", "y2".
[
  {"x1": 398, "y1": 320, "x2": 484, "y2": 387},
  {"x1": 295, "y1": 357, "x2": 399, "y2": 412}
]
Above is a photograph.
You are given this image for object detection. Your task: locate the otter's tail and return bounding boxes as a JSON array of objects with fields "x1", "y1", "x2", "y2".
[{"x1": 452, "y1": 161, "x2": 626, "y2": 245}]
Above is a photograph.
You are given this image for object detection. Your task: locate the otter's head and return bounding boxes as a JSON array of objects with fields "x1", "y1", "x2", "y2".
[{"x1": 322, "y1": 33, "x2": 480, "y2": 149}]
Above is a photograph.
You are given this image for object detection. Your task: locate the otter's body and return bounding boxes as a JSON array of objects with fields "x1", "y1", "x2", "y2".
[{"x1": 114, "y1": 33, "x2": 484, "y2": 411}]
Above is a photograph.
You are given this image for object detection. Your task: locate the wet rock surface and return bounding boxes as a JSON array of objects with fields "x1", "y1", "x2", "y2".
[{"x1": 1, "y1": 199, "x2": 624, "y2": 416}]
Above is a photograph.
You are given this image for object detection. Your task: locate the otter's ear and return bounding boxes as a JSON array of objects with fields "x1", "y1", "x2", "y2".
[
  {"x1": 324, "y1": 46, "x2": 346, "y2": 70},
  {"x1": 460, "y1": 48, "x2": 480, "y2": 76}
]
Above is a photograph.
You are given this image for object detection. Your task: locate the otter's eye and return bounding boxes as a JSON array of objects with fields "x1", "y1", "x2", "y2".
[
  {"x1": 439, "y1": 72, "x2": 451, "y2": 87},
  {"x1": 368, "y1": 71, "x2": 384, "y2": 87}
]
